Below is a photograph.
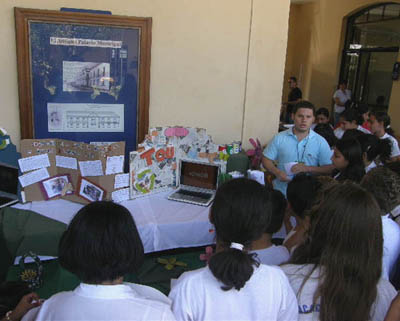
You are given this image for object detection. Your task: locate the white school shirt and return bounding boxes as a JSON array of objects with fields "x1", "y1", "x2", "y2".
[
  {"x1": 333, "y1": 89, "x2": 351, "y2": 114},
  {"x1": 22, "y1": 283, "x2": 175, "y2": 321},
  {"x1": 357, "y1": 125, "x2": 371, "y2": 134},
  {"x1": 334, "y1": 127, "x2": 345, "y2": 139},
  {"x1": 381, "y1": 133, "x2": 400, "y2": 158},
  {"x1": 381, "y1": 214, "x2": 400, "y2": 280},
  {"x1": 281, "y1": 264, "x2": 397, "y2": 321},
  {"x1": 391, "y1": 204, "x2": 400, "y2": 226},
  {"x1": 365, "y1": 161, "x2": 377, "y2": 173},
  {"x1": 251, "y1": 245, "x2": 290, "y2": 266},
  {"x1": 169, "y1": 265, "x2": 298, "y2": 321}
]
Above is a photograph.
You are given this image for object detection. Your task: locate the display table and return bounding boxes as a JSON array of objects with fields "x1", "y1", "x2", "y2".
[
  {"x1": 1, "y1": 190, "x2": 213, "y2": 295},
  {"x1": 12, "y1": 190, "x2": 215, "y2": 254}
]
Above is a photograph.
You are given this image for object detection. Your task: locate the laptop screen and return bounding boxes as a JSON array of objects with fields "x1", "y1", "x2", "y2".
[
  {"x1": 180, "y1": 161, "x2": 219, "y2": 190},
  {"x1": 0, "y1": 163, "x2": 19, "y2": 196}
]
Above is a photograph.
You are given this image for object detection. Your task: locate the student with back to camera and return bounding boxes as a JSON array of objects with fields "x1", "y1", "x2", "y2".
[
  {"x1": 369, "y1": 111, "x2": 400, "y2": 162},
  {"x1": 169, "y1": 178, "x2": 298, "y2": 321},
  {"x1": 331, "y1": 137, "x2": 365, "y2": 182},
  {"x1": 22, "y1": 201, "x2": 175, "y2": 321},
  {"x1": 313, "y1": 123, "x2": 337, "y2": 149},
  {"x1": 281, "y1": 182, "x2": 397, "y2": 321},
  {"x1": 361, "y1": 167, "x2": 400, "y2": 281},
  {"x1": 250, "y1": 188, "x2": 290, "y2": 266}
]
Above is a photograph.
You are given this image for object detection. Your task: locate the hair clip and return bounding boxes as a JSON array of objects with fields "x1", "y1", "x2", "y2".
[{"x1": 230, "y1": 242, "x2": 244, "y2": 251}]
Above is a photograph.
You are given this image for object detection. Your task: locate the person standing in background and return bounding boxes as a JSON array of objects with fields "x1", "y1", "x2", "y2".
[
  {"x1": 333, "y1": 80, "x2": 351, "y2": 125},
  {"x1": 283, "y1": 77, "x2": 302, "y2": 124}
]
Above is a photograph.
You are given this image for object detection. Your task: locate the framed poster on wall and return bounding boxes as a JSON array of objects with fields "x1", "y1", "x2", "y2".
[{"x1": 14, "y1": 7, "x2": 152, "y2": 159}]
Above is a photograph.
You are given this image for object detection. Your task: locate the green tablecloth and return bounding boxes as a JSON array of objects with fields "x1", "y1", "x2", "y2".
[
  {"x1": 0, "y1": 207, "x2": 67, "y2": 281},
  {"x1": 7, "y1": 250, "x2": 206, "y2": 298},
  {"x1": 1, "y1": 206, "x2": 207, "y2": 297}
]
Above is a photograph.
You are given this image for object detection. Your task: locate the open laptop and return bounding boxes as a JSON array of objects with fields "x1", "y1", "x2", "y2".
[
  {"x1": 0, "y1": 162, "x2": 19, "y2": 208},
  {"x1": 168, "y1": 159, "x2": 220, "y2": 206}
]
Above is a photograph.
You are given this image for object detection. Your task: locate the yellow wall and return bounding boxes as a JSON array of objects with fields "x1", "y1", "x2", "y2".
[
  {"x1": 284, "y1": 0, "x2": 400, "y2": 114},
  {"x1": 0, "y1": 0, "x2": 290, "y2": 150}
]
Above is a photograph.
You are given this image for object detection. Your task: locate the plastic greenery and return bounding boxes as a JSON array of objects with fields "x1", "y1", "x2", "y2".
[{"x1": 246, "y1": 138, "x2": 262, "y2": 169}]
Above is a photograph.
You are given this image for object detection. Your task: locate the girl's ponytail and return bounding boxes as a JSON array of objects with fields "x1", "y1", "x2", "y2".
[
  {"x1": 209, "y1": 178, "x2": 271, "y2": 291},
  {"x1": 208, "y1": 244, "x2": 259, "y2": 291}
]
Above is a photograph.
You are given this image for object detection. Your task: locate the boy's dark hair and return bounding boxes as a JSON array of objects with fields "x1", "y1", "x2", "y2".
[
  {"x1": 342, "y1": 129, "x2": 365, "y2": 141},
  {"x1": 314, "y1": 123, "x2": 337, "y2": 148},
  {"x1": 59, "y1": 201, "x2": 144, "y2": 284},
  {"x1": 370, "y1": 111, "x2": 395, "y2": 136},
  {"x1": 289, "y1": 76, "x2": 297, "y2": 83},
  {"x1": 0, "y1": 281, "x2": 30, "y2": 318},
  {"x1": 342, "y1": 108, "x2": 363, "y2": 125},
  {"x1": 208, "y1": 178, "x2": 270, "y2": 291},
  {"x1": 292, "y1": 100, "x2": 315, "y2": 115},
  {"x1": 287, "y1": 173, "x2": 321, "y2": 218},
  {"x1": 265, "y1": 189, "x2": 287, "y2": 234},
  {"x1": 361, "y1": 167, "x2": 400, "y2": 215},
  {"x1": 335, "y1": 138, "x2": 365, "y2": 183},
  {"x1": 316, "y1": 107, "x2": 329, "y2": 119}
]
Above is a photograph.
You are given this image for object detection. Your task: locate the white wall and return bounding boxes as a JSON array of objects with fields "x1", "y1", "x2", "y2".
[{"x1": 1, "y1": 0, "x2": 290, "y2": 149}]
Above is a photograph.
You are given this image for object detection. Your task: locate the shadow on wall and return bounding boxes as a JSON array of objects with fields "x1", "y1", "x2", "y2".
[{"x1": 307, "y1": 69, "x2": 336, "y2": 111}]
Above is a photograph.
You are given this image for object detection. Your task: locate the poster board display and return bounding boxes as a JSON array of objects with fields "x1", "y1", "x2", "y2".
[
  {"x1": 19, "y1": 139, "x2": 125, "y2": 204},
  {"x1": 130, "y1": 126, "x2": 225, "y2": 198}
]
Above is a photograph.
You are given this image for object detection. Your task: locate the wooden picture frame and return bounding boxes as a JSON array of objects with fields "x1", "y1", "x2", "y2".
[
  {"x1": 39, "y1": 173, "x2": 73, "y2": 200},
  {"x1": 14, "y1": 7, "x2": 151, "y2": 154},
  {"x1": 76, "y1": 176, "x2": 105, "y2": 202}
]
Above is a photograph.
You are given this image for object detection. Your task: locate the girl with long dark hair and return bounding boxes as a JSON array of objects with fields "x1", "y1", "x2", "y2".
[
  {"x1": 169, "y1": 178, "x2": 298, "y2": 321},
  {"x1": 331, "y1": 137, "x2": 365, "y2": 182},
  {"x1": 281, "y1": 182, "x2": 397, "y2": 321}
]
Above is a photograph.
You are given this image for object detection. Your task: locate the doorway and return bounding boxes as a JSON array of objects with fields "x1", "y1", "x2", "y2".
[{"x1": 340, "y1": 3, "x2": 400, "y2": 111}]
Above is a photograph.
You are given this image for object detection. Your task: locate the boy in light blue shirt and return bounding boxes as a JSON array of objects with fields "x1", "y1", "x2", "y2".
[{"x1": 262, "y1": 101, "x2": 333, "y2": 196}]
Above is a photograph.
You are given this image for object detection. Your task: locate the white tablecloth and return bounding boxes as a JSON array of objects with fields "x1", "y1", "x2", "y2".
[{"x1": 13, "y1": 191, "x2": 215, "y2": 254}]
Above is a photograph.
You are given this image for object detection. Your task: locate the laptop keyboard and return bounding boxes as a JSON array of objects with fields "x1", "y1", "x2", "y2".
[{"x1": 177, "y1": 189, "x2": 213, "y2": 200}]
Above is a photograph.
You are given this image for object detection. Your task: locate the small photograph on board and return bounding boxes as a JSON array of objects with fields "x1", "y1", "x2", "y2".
[
  {"x1": 77, "y1": 177, "x2": 105, "y2": 202},
  {"x1": 40, "y1": 174, "x2": 73, "y2": 200}
]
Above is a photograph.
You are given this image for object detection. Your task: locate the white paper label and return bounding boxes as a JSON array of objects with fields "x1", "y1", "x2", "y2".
[
  {"x1": 106, "y1": 155, "x2": 124, "y2": 175},
  {"x1": 79, "y1": 160, "x2": 104, "y2": 177},
  {"x1": 112, "y1": 188, "x2": 130, "y2": 203},
  {"x1": 19, "y1": 168, "x2": 50, "y2": 187},
  {"x1": 18, "y1": 154, "x2": 50, "y2": 173},
  {"x1": 56, "y1": 155, "x2": 78, "y2": 169},
  {"x1": 114, "y1": 173, "x2": 129, "y2": 189}
]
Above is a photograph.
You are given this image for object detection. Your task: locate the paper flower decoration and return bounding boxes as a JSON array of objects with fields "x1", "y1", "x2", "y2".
[
  {"x1": 246, "y1": 138, "x2": 262, "y2": 169},
  {"x1": 157, "y1": 257, "x2": 187, "y2": 270}
]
